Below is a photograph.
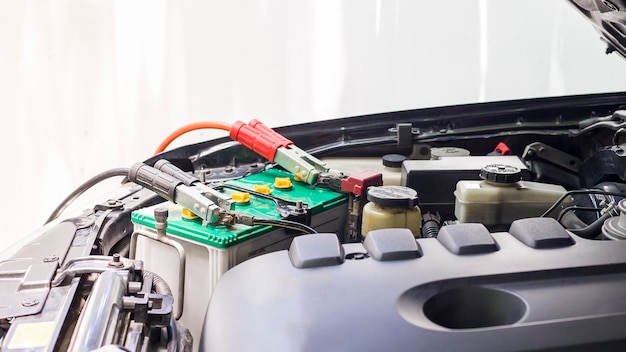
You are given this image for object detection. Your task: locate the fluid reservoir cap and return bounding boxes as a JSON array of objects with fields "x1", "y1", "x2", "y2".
[
  {"x1": 382, "y1": 154, "x2": 407, "y2": 168},
  {"x1": 367, "y1": 186, "x2": 418, "y2": 208},
  {"x1": 480, "y1": 164, "x2": 522, "y2": 184},
  {"x1": 431, "y1": 147, "x2": 470, "y2": 159}
]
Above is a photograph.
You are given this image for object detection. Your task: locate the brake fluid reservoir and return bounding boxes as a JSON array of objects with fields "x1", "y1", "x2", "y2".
[
  {"x1": 454, "y1": 164, "x2": 568, "y2": 226},
  {"x1": 361, "y1": 186, "x2": 422, "y2": 238},
  {"x1": 380, "y1": 154, "x2": 406, "y2": 186}
]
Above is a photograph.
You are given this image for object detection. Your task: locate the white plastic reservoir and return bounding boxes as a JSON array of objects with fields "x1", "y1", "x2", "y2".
[
  {"x1": 361, "y1": 185, "x2": 422, "y2": 237},
  {"x1": 454, "y1": 164, "x2": 569, "y2": 226}
]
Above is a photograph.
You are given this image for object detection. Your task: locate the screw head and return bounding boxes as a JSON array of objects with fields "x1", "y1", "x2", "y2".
[
  {"x1": 43, "y1": 255, "x2": 58, "y2": 263},
  {"x1": 21, "y1": 298, "x2": 40, "y2": 307}
]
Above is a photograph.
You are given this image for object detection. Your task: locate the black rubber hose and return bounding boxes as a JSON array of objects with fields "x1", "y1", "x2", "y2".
[
  {"x1": 541, "y1": 190, "x2": 626, "y2": 218},
  {"x1": 556, "y1": 206, "x2": 602, "y2": 223},
  {"x1": 142, "y1": 269, "x2": 173, "y2": 296},
  {"x1": 144, "y1": 270, "x2": 192, "y2": 352},
  {"x1": 45, "y1": 167, "x2": 130, "y2": 224},
  {"x1": 568, "y1": 212, "x2": 612, "y2": 239}
]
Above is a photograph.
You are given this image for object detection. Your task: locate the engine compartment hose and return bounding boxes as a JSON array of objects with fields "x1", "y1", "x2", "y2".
[
  {"x1": 143, "y1": 269, "x2": 173, "y2": 296},
  {"x1": 569, "y1": 212, "x2": 611, "y2": 239}
]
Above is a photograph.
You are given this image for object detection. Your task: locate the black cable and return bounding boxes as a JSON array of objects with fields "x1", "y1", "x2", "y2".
[
  {"x1": 217, "y1": 184, "x2": 283, "y2": 206},
  {"x1": 540, "y1": 190, "x2": 626, "y2": 218},
  {"x1": 45, "y1": 168, "x2": 130, "y2": 224},
  {"x1": 568, "y1": 212, "x2": 612, "y2": 239},
  {"x1": 252, "y1": 218, "x2": 317, "y2": 234},
  {"x1": 216, "y1": 183, "x2": 309, "y2": 219},
  {"x1": 556, "y1": 206, "x2": 603, "y2": 223},
  {"x1": 217, "y1": 183, "x2": 302, "y2": 207},
  {"x1": 143, "y1": 269, "x2": 172, "y2": 296}
]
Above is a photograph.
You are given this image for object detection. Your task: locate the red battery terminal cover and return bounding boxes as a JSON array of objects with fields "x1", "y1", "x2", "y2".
[
  {"x1": 341, "y1": 170, "x2": 384, "y2": 197},
  {"x1": 493, "y1": 142, "x2": 512, "y2": 156}
]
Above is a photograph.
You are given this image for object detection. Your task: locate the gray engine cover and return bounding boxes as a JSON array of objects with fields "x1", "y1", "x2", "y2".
[{"x1": 201, "y1": 218, "x2": 626, "y2": 351}]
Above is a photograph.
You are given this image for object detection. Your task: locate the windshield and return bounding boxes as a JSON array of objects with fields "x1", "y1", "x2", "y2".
[{"x1": 1, "y1": 0, "x2": 626, "y2": 252}]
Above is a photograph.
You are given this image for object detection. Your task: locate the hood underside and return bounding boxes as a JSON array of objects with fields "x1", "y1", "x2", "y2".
[{"x1": 570, "y1": 0, "x2": 626, "y2": 58}]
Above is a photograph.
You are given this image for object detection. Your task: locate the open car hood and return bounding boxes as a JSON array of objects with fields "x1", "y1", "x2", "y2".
[{"x1": 570, "y1": 0, "x2": 626, "y2": 57}]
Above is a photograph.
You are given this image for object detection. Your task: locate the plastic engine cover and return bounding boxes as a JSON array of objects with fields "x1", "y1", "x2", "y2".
[{"x1": 201, "y1": 218, "x2": 626, "y2": 352}]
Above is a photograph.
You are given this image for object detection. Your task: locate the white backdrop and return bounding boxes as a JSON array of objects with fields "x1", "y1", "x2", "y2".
[{"x1": 2, "y1": 0, "x2": 626, "y2": 250}]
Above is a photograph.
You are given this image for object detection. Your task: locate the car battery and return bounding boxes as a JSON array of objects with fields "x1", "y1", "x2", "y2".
[
  {"x1": 131, "y1": 168, "x2": 347, "y2": 345},
  {"x1": 401, "y1": 155, "x2": 530, "y2": 219}
]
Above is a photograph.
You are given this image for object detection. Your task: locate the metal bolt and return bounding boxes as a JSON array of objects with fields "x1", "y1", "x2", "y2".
[
  {"x1": 43, "y1": 255, "x2": 58, "y2": 263},
  {"x1": 295, "y1": 201, "x2": 305, "y2": 214},
  {"x1": 107, "y1": 199, "x2": 117, "y2": 205},
  {"x1": 224, "y1": 166, "x2": 234, "y2": 174},
  {"x1": 108, "y1": 253, "x2": 124, "y2": 267},
  {"x1": 21, "y1": 298, "x2": 39, "y2": 307},
  {"x1": 154, "y1": 208, "x2": 169, "y2": 223},
  {"x1": 155, "y1": 207, "x2": 169, "y2": 236}
]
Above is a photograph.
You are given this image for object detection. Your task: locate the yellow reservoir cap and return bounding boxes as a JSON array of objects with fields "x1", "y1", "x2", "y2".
[
  {"x1": 274, "y1": 177, "x2": 293, "y2": 189},
  {"x1": 181, "y1": 208, "x2": 199, "y2": 220},
  {"x1": 231, "y1": 192, "x2": 251, "y2": 204},
  {"x1": 253, "y1": 184, "x2": 272, "y2": 195}
]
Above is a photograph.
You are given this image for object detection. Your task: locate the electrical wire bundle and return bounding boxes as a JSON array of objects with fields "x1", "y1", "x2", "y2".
[
  {"x1": 251, "y1": 218, "x2": 316, "y2": 234},
  {"x1": 541, "y1": 189, "x2": 624, "y2": 239}
]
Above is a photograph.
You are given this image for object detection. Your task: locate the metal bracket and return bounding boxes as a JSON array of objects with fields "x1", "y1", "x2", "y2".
[
  {"x1": 522, "y1": 142, "x2": 582, "y2": 173},
  {"x1": 51, "y1": 255, "x2": 137, "y2": 287},
  {"x1": 129, "y1": 229, "x2": 186, "y2": 320}
]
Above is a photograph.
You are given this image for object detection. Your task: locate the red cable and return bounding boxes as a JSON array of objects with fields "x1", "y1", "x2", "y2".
[{"x1": 154, "y1": 121, "x2": 232, "y2": 154}]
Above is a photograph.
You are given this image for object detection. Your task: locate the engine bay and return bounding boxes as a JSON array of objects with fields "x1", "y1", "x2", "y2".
[{"x1": 2, "y1": 93, "x2": 626, "y2": 351}]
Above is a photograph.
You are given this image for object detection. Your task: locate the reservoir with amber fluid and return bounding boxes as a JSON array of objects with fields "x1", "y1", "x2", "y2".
[{"x1": 361, "y1": 185, "x2": 422, "y2": 238}]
